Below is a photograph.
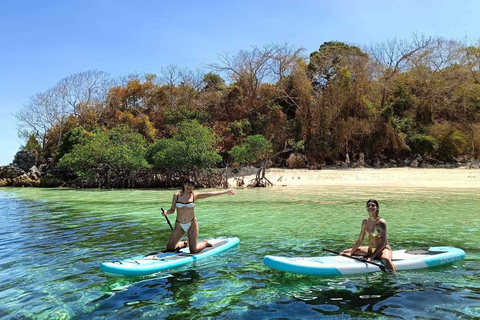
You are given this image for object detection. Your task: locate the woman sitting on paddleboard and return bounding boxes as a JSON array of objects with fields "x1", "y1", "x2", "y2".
[
  {"x1": 162, "y1": 177, "x2": 235, "y2": 253},
  {"x1": 340, "y1": 199, "x2": 397, "y2": 272}
]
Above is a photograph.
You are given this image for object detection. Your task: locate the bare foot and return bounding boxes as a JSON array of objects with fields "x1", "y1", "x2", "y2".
[{"x1": 203, "y1": 239, "x2": 213, "y2": 247}]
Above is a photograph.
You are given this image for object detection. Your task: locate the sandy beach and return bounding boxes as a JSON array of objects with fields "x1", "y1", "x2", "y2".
[{"x1": 227, "y1": 167, "x2": 480, "y2": 188}]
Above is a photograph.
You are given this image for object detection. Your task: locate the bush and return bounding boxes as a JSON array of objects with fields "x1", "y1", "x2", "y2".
[
  {"x1": 429, "y1": 123, "x2": 467, "y2": 160},
  {"x1": 435, "y1": 130, "x2": 467, "y2": 160},
  {"x1": 286, "y1": 153, "x2": 307, "y2": 168},
  {"x1": 408, "y1": 134, "x2": 436, "y2": 156}
]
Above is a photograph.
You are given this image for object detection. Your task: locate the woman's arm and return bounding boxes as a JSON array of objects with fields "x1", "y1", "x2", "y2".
[
  {"x1": 162, "y1": 194, "x2": 177, "y2": 216},
  {"x1": 342, "y1": 219, "x2": 367, "y2": 255},
  {"x1": 350, "y1": 220, "x2": 367, "y2": 254},
  {"x1": 195, "y1": 189, "x2": 235, "y2": 200},
  {"x1": 368, "y1": 220, "x2": 387, "y2": 261}
]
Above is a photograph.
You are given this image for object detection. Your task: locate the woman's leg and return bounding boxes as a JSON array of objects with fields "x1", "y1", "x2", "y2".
[
  {"x1": 166, "y1": 224, "x2": 186, "y2": 251},
  {"x1": 187, "y1": 219, "x2": 212, "y2": 253},
  {"x1": 342, "y1": 246, "x2": 370, "y2": 257},
  {"x1": 380, "y1": 246, "x2": 397, "y2": 272}
]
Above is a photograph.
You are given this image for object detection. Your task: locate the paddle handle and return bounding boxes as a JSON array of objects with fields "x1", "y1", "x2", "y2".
[
  {"x1": 161, "y1": 207, "x2": 174, "y2": 231},
  {"x1": 322, "y1": 248, "x2": 392, "y2": 273}
]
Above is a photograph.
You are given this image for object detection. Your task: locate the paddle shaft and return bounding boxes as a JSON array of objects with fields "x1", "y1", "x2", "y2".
[
  {"x1": 161, "y1": 208, "x2": 174, "y2": 231},
  {"x1": 322, "y1": 248, "x2": 392, "y2": 273}
]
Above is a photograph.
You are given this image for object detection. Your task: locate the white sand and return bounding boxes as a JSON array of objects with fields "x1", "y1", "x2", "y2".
[{"x1": 227, "y1": 167, "x2": 480, "y2": 188}]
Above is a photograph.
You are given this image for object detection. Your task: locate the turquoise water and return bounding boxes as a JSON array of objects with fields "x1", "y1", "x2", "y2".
[{"x1": 0, "y1": 186, "x2": 479, "y2": 319}]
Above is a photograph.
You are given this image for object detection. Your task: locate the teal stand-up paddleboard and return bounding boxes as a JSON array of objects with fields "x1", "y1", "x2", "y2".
[
  {"x1": 264, "y1": 246, "x2": 465, "y2": 276},
  {"x1": 101, "y1": 236, "x2": 239, "y2": 276}
]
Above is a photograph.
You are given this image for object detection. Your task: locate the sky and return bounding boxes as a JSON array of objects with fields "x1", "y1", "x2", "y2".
[{"x1": 1, "y1": 0, "x2": 479, "y2": 165}]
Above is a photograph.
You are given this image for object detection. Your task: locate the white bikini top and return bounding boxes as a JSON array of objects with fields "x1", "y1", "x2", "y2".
[
  {"x1": 176, "y1": 194, "x2": 195, "y2": 208},
  {"x1": 176, "y1": 202, "x2": 195, "y2": 208}
]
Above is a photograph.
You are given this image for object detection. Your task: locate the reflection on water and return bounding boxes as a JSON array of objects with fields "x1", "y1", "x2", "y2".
[{"x1": 0, "y1": 187, "x2": 479, "y2": 319}]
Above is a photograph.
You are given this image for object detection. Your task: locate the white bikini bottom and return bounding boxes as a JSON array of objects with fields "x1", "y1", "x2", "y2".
[{"x1": 177, "y1": 217, "x2": 196, "y2": 232}]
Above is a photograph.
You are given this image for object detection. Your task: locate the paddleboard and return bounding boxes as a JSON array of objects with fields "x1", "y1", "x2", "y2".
[
  {"x1": 263, "y1": 246, "x2": 465, "y2": 276},
  {"x1": 101, "y1": 236, "x2": 240, "y2": 276}
]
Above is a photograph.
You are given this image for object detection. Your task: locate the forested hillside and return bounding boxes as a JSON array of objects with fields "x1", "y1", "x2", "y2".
[{"x1": 11, "y1": 35, "x2": 480, "y2": 187}]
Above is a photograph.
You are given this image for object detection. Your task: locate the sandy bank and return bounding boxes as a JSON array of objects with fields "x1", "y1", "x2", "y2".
[{"x1": 227, "y1": 167, "x2": 480, "y2": 188}]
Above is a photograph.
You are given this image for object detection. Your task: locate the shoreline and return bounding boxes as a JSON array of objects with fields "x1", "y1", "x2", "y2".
[{"x1": 227, "y1": 167, "x2": 480, "y2": 188}]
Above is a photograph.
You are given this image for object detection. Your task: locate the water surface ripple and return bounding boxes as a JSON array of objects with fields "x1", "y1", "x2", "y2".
[{"x1": 0, "y1": 187, "x2": 479, "y2": 319}]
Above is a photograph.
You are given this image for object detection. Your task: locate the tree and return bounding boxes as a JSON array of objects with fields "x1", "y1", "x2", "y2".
[
  {"x1": 147, "y1": 120, "x2": 221, "y2": 170},
  {"x1": 202, "y1": 72, "x2": 225, "y2": 91},
  {"x1": 56, "y1": 70, "x2": 111, "y2": 116},
  {"x1": 15, "y1": 90, "x2": 59, "y2": 152},
  {"x1": 229, "y1": 134, "x2": 273, "y2": 187},
  {"x1": 369, "y1": 34, "x2": 432, "y2": 108},
  {"x1": 59, "y1": 125, "x2": 148, "y2": 188},
  {"x1": 24, "y1": 133, "x2": 42, "y2": 154},
  {"x1": 209, "y1": 43, "x2": 303, "y2": 101},
  {"x1": 308, "y1": 41, "x2": 368, "y2": 90},
  {"x1": 54, "y1": 127, "x2": 93, "y2": 162},
  {"x1": 463, "y1": 40, "x2": 480, "y2": 84},
  {"x1": 15, "y1": 70, "x2": 111, "y2": 157}
]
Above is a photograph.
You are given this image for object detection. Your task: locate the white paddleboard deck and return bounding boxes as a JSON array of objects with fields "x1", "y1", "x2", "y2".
[
  {"x1": 263, "y1": 246, "x2": 465, "y2": 276},
  {"x1": 101, "y1": 236, "x2": 240, "y2": 276}
]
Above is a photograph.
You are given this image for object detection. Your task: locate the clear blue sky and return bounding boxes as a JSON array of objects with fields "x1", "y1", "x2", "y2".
[{"x1": 1, "y1": 0, "x2": 479, "y2": 165}]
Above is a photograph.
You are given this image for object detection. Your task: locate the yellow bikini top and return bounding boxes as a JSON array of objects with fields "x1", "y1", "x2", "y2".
[{"x1": 367, "y1": 227, "x2": 380, "y2": 237}]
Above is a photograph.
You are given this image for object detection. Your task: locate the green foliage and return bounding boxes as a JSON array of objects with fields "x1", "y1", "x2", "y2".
[
  {"x1": 380, "y1": 105, "x2": 394, "y2": 122},
  {"x1": 228, "y1": 135, "x2": 272, "y2": 166},
  {"x1": 286, "y1": 139, "x2": 305, "y2": 152},
  {"x1": 308, "y1": 41, "x2": 368, "y2": 89},
  {"x1": 407, "y1": 134, "x2": 437, "y2": 156},
  {"x1": 17, "y1": 39, "x2": 480, "y2": 176},
  {"x1": 388, "y1": 84, "x2": 413, "y2": 118},
  {"x1": 203, "y1": 73, "x2": 225, "y2": 91},
  {"x1": 227, "y1": 120, "x2": 252, "y2": 139},
  {"x1": 392, "y1": 117, "x2": 414, "y2": 135},
  {"x1": 24, "y1": 134, "x2": 41, "y2": 154},
  {"x1": 55, "y1": 127, "x2": 93, "y2": 162},
  {"x1": 147, "y1": 120, "x2": 221, "y2": 170},
  {"x1": 59, "y1": 125, "x2": 148, "y2": 178},
  {"x1": 429, "y1": 125, "x2": 467, "y2": 160},
  {"x1": 165, "y1": 105, "x2": 211, "y2": 125}
]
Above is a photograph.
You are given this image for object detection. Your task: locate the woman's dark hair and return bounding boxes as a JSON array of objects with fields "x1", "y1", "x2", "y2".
[
  {"x1": 181, "y1": 177, "x2": 198, "y2": 192},
  {"x1": 366, "y1": 199, "x2": 379, "y2": 216}
]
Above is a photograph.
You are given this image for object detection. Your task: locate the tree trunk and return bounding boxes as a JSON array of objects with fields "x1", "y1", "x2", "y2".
[{"x1": 248, "y1": 161, "x2": 273, "y2": 187}]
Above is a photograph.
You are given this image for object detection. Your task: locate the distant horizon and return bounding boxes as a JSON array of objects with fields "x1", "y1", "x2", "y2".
[{"x1": 1, "y1": 0, "x2": 480, "y2": 165}]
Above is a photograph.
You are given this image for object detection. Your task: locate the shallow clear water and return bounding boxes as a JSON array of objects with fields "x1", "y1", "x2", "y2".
[{"x1": 0, "y1": 186, "x2": 479, "y2": 319}]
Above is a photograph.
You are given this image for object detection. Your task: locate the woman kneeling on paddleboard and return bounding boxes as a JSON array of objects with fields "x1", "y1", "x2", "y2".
[
  {"x1": 162, "y1": 177, "x2": 235, "y2": 253},
  {"x1": 340, "y1": 199, "x2": 397, "y2": 273}
]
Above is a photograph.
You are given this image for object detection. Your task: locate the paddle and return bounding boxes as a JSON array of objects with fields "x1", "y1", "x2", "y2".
[
  {"x1": 161, "y1": 207, "x2": 173, "y2": 231},
  {"x1": 322, "y1": 248, "x2": 393, "y2": 273}
]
